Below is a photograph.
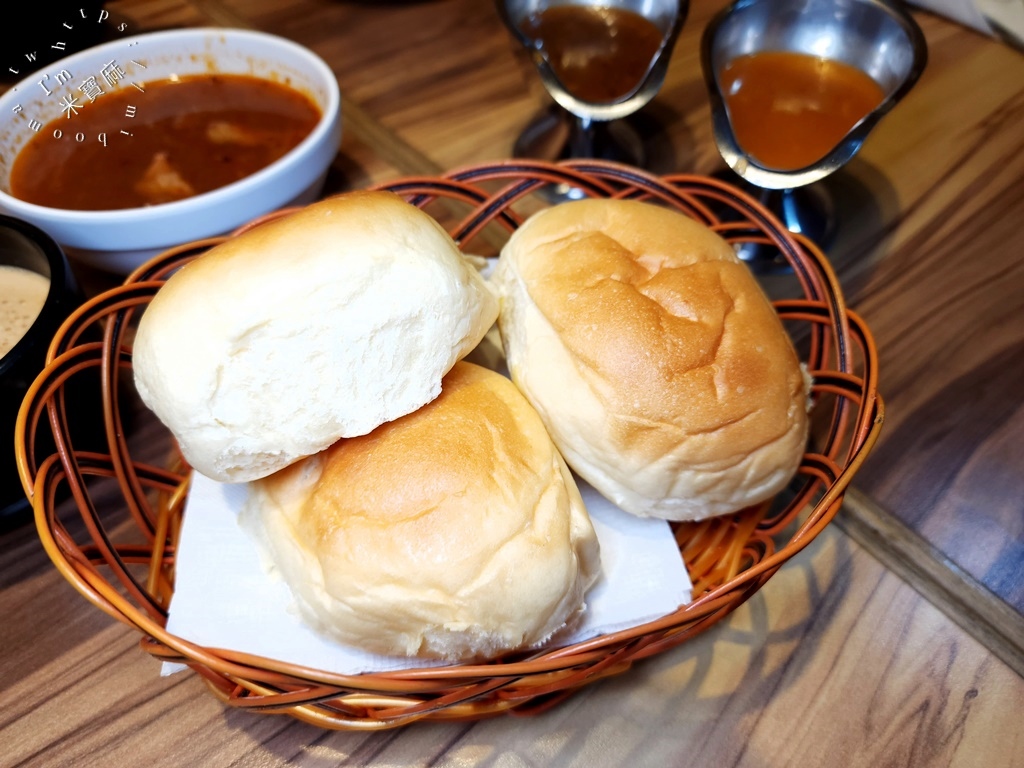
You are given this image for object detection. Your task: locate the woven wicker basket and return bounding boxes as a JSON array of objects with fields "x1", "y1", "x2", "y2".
[{"x1": 15, "y1": 160, "x2": 882, "y2": 730}]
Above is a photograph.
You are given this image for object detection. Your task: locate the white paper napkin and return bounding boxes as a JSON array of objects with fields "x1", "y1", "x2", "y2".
[{"x1": 163, "y1": 471, "x2": 692, "y2": 676}]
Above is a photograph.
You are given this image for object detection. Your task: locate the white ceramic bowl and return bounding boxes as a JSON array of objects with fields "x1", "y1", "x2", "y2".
[{"x1": 0, "y1": 28, "x2": 342, "y2": 274}]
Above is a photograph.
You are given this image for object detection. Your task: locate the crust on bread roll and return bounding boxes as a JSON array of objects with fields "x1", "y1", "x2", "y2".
[
  {"x1": 132, "y1": 190, "x2": 498, "y2": 483},
  {"x1": 240, "y1": 361, "x2": 601, "y2": 661},
  {"x1": 493, "y1": 198, "x2": 811, "y2": 521}
]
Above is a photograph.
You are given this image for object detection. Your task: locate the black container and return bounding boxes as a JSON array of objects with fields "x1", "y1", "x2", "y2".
[{"x1": 0, "y1": 216, "x2": 85, "y2": 529}]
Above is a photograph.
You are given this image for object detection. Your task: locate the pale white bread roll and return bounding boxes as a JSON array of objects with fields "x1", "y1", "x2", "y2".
[
  {"x1": 132, "y1": 190, "x2": 498, "y2": 483},
  {"x1": 240, "y1": 361, "x2": 601, "y2": 661},
  {"x1": 493, "y1": 198, "x2": 811, "y2": 521}
]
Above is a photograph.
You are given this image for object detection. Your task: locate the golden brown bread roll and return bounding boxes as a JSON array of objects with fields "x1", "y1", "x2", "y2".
[
  {"x1": 493, "y1": 198, "x2": 811, "y2": 521},
  {"x1": 240, "y1": 361, "x2": 601, "y2": 660},
  {"x1": 132, "y1": 190, "x2": 498, "y2": 483}
]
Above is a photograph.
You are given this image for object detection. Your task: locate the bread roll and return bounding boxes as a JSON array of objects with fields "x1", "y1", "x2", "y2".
[
  {"x1": 493, "y1": 198, "x2": 811, "y2": 521},
  {"x1": 240, "y1": 361, "x2": 601, "y2": 660},
  {"x1": 132, "y1": 191, "x2": 498, "y2": 483}
]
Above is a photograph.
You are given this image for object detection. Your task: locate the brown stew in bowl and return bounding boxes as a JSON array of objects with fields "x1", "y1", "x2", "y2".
[{"x1": 9, "y1": 73, "x2": 321, "y2": 211}]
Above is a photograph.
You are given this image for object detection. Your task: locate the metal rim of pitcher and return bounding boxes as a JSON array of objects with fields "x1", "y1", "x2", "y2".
[
  {"x1": 497, "y1": 1, "x2": 691, "y2": 122},
  {"x1": 701, "y1": 0, "x2": 929, "y2": 190}
]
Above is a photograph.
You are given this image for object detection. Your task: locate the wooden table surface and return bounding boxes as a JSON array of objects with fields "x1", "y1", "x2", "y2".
[{"x1": 2, "y1": 1, "x2": 1022, "y2": 765}]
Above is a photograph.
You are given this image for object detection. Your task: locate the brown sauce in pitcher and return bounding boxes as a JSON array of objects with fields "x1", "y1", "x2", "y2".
[
  {"x1": 718, "y1": 50, "x2": 886, "y2": 170},
  {"x1": 520, "y1": 5, "x2": 665, "y2": 104}
]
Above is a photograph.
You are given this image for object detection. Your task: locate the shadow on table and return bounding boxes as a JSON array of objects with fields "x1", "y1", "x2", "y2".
[
  {"x1": 825, "y1": 155, "x2": 903, "y2": 299},
  {"x1": 752, "y1": 155, "x2": 898, "y2": 305}
]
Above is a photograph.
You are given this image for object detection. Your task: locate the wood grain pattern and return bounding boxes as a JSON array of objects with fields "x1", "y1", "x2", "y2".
[
  {"x1": 832, "y1": 23, "x2": 1024, "y2": 612},
  {"x1": 839, "y1": 489, "x2": 1024, "y2": 679},
  {"x1": 2, "y1": 0, "x2": 1022, "y2": 764},
  {"x1": 2, "y1": 519, "x2": 1021, "y2": 767}
]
